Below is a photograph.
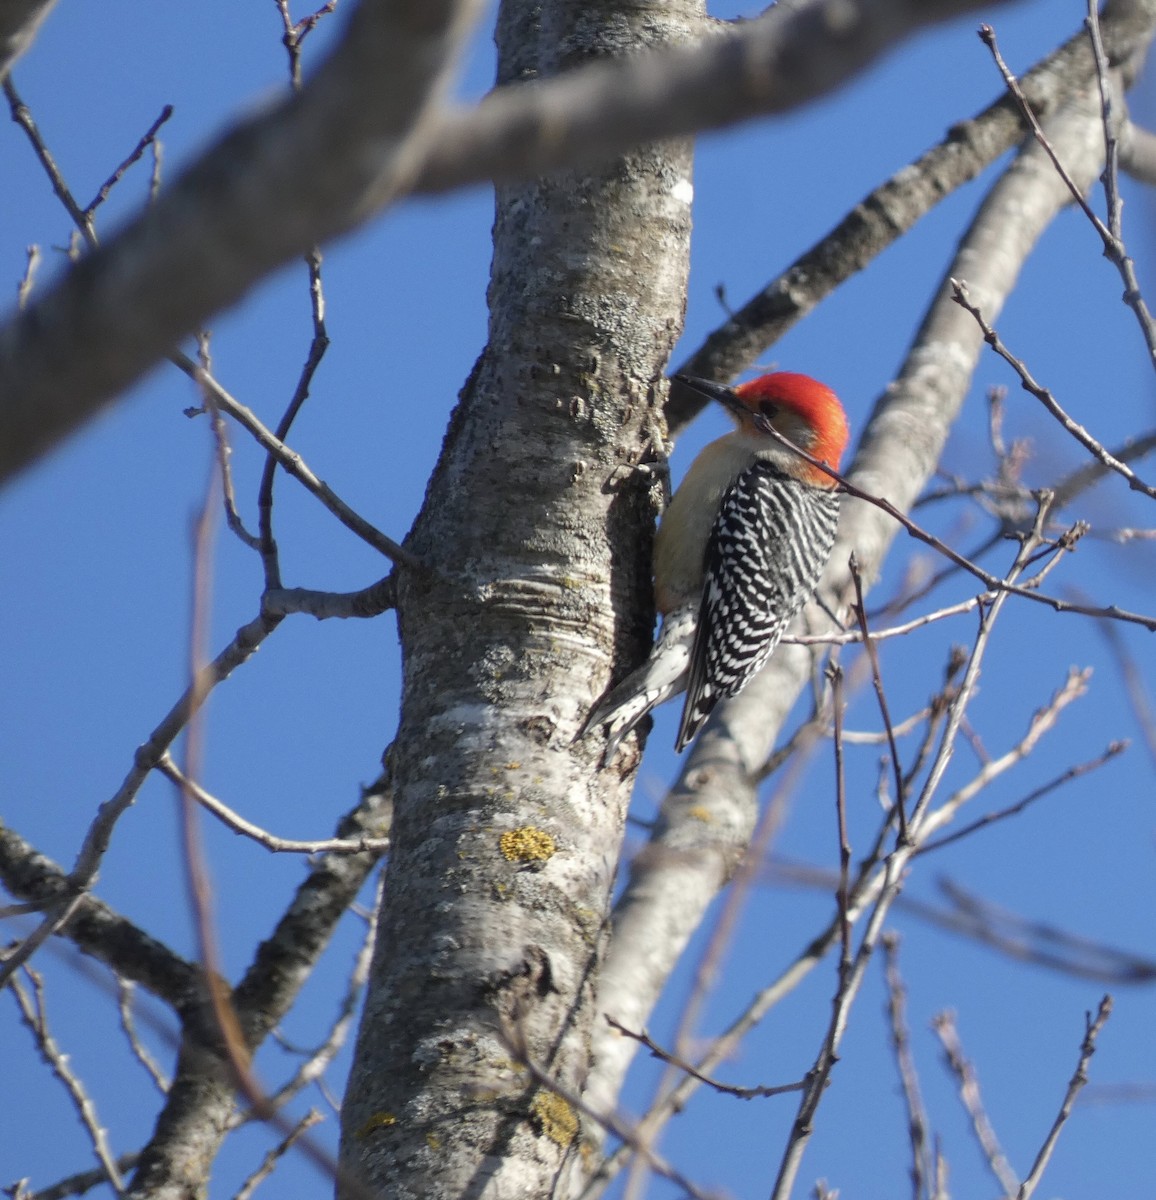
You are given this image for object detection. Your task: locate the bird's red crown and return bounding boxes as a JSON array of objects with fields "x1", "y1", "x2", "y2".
[{"x1": 735, "y1": 372, "x2": 849, "y2": 482}]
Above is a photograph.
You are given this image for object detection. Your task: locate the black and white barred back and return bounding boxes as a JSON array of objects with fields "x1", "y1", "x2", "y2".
[{"x1": 675, "y1": 461, "x2": 842, "y2": 751}]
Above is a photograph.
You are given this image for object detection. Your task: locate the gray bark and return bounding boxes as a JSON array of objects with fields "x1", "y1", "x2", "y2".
[
  {"x1": 336, "y1": 1, "x2": 699, "y2": 1192},
  {"x1": 0, "y1": 0, "x2": 56, "y2": 80},
  {"x1": 0, "y1": 0, "x2": 1027, "y2": 488},
  {"x1": 585, "y1": 76, "x2": 1145, "y2": 1128}
]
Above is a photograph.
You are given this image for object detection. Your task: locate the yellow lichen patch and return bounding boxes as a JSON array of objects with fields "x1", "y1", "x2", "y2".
[
  {"x1": 355, "y1": 1111, "x2": 397, "y2": 1139},
  {"x1": 530, "y1": 1090, "x2": 579, "y2": 1147},
  {"x1": 499, "y1": 826, "x2": 557, "y2": 864},
  {"x1": 425, "y1": 1133, "x2": 442, "y2": 1150}
]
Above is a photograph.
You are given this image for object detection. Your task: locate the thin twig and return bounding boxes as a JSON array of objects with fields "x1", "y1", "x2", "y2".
[
  {"x1": 769, "y1": 496, "x2": 1051, "y2": 1200},
  {"x1": 914, "y1": 665, "x2": 1094, "y2": 844},
  {"x1": 257, "y1": 0, "x2": 333, "y2": 594},
  {"x1": 4, "y1": 77, "x2": 94, "y2": 241},
  {"x1": 603, "y1": 1016, "x2": 804, "y2": 1100},
  {"x1": 1016, "y1": 995, "x2": 1112, "y2": 1200},
  {"x1": 251, "y1": 877, "x2": 381, "y2": 1117},
  {"x1": 274, "y1": 0, "x2": 339, "y2": 88},
  {"x1": 952, "y1": 279, "x2": 1156, "y2": 501},
  {"x1": 17, "y1": 244, "x2": 40, "y2": 309},
  {"x1": 790, "y1": 595, "x2": 986, "y2": 648},
  {"x1": 850, "y1": 553, "x2": 906, "y2": 838},
  {"x1": 83, "y1": 105, "x2": 174, "y2": 217},
  {"x1": 8, "y1": 969, "x2": 126, "y2": 1195},
  {"x1": 902, "y1": 650, "x2": 966, "y2": 798},
  {"x1": 504, "y1": 1020, "x2": 719, "y2": 1200},
  {"x1": 760, "y1": 423, "x2": 1156, "y2": 632},
  {"x1": 156, "y1": 754, "x2": 390, "y2": 855},
  {"x1": 882, "y1": 935, "x2": 933, "y2": 1200},
  {"x1": 0, "y1": 604, "x2": 280, "y2": 990},
  {"x1": 186, "y1": 367, "x2": 420, "y2": 569},
  {"x1": 932, "y1": 1010, "x2": 1019, "y2": 1195},
  {"x1": 917, "y1": 738, "x2": 1125, "y2": 855},
  {"x1": 1085, "y1": 3, "x2": 1125, "y2": 249},
  {"x1": 829, "y1": 662, "x2": 852, "y2": 968},
  {"x1": 116, "y1": 979, "x2": 170, "y2": 1094},
  {"x1": 6, "y1": 75, "x2": 408, "y2": 574},
  {"x1": 195, "y1": 335, "x2": 262, "y2": 549},
  {"x1": 14, "y1": 1156, "x2": 141, "y2": 1200},
  {"x1": 233, "y1": 1109, "x2": 323, "y2": 1200},
  {"x1": 254, "y1": 244, "x2": 330, "y2": 589},
  {"x1": 979, "y1": 22, "x2": 1156, "y2": 367},
  {"x1": 838, "y1": 705, "x2": 934, "y2": 745}
]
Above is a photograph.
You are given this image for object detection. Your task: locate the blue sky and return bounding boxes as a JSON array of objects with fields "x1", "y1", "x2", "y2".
[{"x1": 3, "y1": 1, "x2": 1155, "y2": 1197}]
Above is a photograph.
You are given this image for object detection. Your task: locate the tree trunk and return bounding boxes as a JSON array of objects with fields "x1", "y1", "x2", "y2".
[{"x1": 338, "y1": 1, "x2": 702, "y2": 1194}]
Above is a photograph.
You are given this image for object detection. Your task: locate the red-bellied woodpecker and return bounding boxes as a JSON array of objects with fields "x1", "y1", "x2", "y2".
[{"x1": 581, "y1": 371, "x2": 849, "y2": 759}]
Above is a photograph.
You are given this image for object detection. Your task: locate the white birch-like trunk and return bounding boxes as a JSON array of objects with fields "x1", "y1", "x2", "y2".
[{"x1": 338, "y1": 2, "x2": 702, "y2": 1195}]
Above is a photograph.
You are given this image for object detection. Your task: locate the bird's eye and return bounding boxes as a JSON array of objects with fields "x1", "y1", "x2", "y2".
[{"x1": 759, "y1": 401, "x2": 779, "y2": 421}]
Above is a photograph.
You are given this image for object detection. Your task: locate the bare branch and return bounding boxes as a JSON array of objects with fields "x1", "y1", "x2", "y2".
[
  {"x1": 0, "y1": 0, "x2": 57, "y2": 79},
  {"x1": 882, "y1": 935, "x2": 934, "y2": 1200},
  {"x1": 589, "y1": 85, "x2": 1125, "y2": 1127},
  {"x1": 15, "y1": 1155, "x2": 141, "y2": 1200},
  {"x1": 603, "y1": 1015, "x2": 804, "y2": 1100},
  {"x1": 0, "y1": 0, "x2": 482, "y2": 483},
  {"x1": 951, "y1": 278, "x2": 1156, "y2": 500},
  {"x1": 917, "y1": 737, "x2": 1126, "y2": 855},
  {"x1": 117, "y1": 980, "x2": 171, "y2": 1094},
  {"x1": 263, "y1": 576, "x2": 398, "y2": 620},
  {"x1": 1017, "y1": 996, "x2": 1114, "y2": 1200},
  {"x1": 849, "y1": 554, "x2": 906, "y2": 835},
  {"x1": 232, "y1": 1110, "x2": 323, "y2": 1200},
  {"x1": 4, "y1": 77, "x2": 93, "y2": 239},
  {"x1": 195, "y1": 337, "x2": 263, "y2": 551},
  {"x1": 190, "y1": 371, "x2": 420, "y2": 569},
  {"x1": 980, "y1": 19, "x2": 1156, "y2": 368},
  {"x1": 769, "y1": 497, "x2": 1046, "y2": 1200},
  {"x1": 126, "y1": 781, "x2": 392, "y2": 1197},
  {"x1": 255, "y1": 242, "x2": 330, "y2": 590},
  {"x1": 0, "y1": 607, "x2": 280, "y2": 989},
  {"x1": 0, "y1": 822, "x2": 201, "y2": 1006},
  {"x1": 1, "y1": 0, "x2": 1089, "y2": 484},
  {"x1": 8, "y1": 969, "x2": 127, "y2": 1196},
  {"x1": 932, "y1": 1010, "x2": 1019, "y2": 1195},
  {"x1": 83, "y1": 104, "x2": 174, "y2": 218},
  {"x1": 156, "y1": 754, "x2": 391, "y2": 855},
  {"x1": 667, "y1": 0, "x2": 1156, "y2": 429},
  {"x1": 251, "y1": 879, "x2": 380, "y2": 1116}
]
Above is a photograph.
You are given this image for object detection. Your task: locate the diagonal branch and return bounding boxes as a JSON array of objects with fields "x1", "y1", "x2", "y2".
[
  {"x1": 666, "y1": 0, "x2": 1156, "y2": 431},
  {"x1": 587, "y1": 75, "x2": 1125, "y2": 1125},
  {"x1": 0, "y1": 0, "x2": 1051, "y2": 485},
  {"x1": 0, "y1": 0, "x2": 57, "y2": 80},
  {"x1": 0, "y1": 0, "x2": 482, "y2": 483}
]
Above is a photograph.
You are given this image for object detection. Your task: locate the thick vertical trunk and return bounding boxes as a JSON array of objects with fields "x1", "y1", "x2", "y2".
[{"x1": 338, "y1": 2, "x2": 701, "y2": 1195}]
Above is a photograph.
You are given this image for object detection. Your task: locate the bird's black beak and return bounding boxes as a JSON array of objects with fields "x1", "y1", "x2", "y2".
[{"x1": 670, "y1": 374, "x2": 744, "y2": 419}]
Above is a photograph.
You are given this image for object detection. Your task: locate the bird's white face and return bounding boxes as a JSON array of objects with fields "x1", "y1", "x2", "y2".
[{"x1": 756, "y1": 403, "x2": 818, "y2": 455}]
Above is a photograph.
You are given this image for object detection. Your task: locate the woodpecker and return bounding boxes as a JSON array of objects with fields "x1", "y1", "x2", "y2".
[{"x1": 581, "y1": 371, "x2": 849, "y2": 759}]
